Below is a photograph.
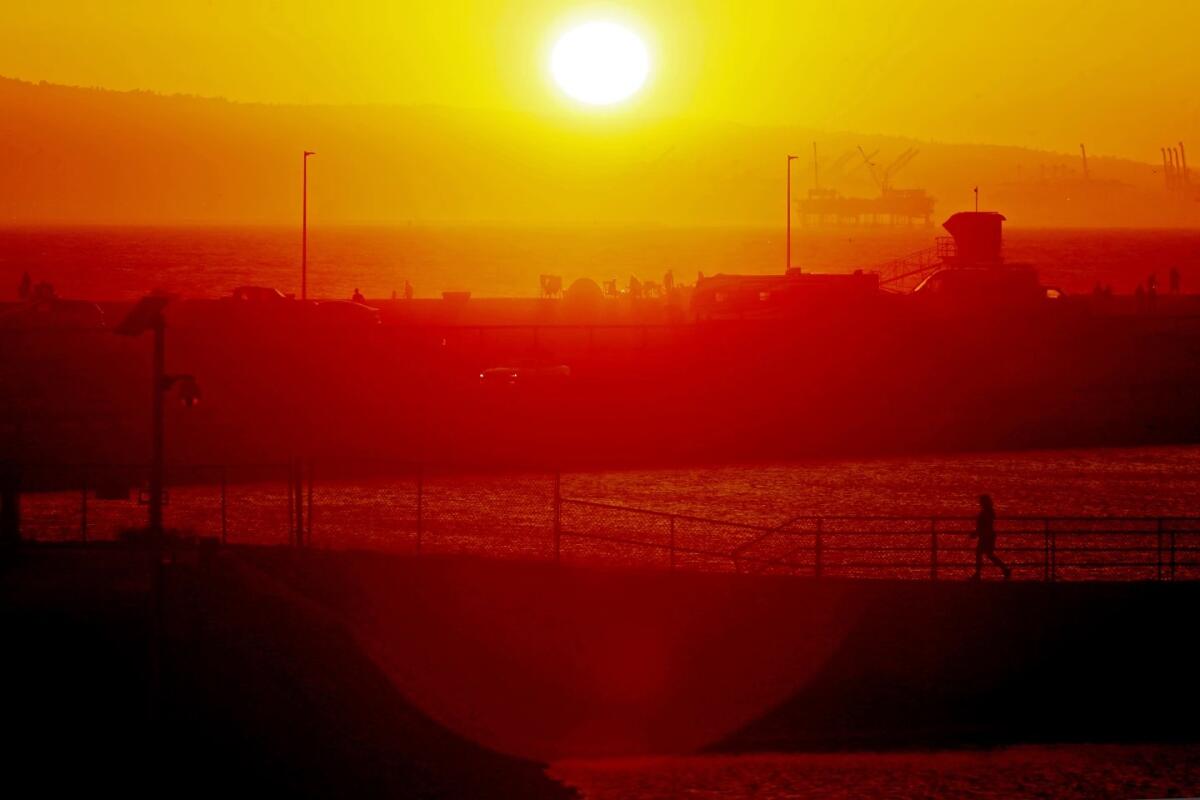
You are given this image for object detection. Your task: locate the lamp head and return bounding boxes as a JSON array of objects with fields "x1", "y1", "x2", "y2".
[
  {"x1": 177, "y1": 376, "x2": 202, "y2": 408},
  {"x1": 114, "y1": 294, "x2": 170, "y2": 337}
]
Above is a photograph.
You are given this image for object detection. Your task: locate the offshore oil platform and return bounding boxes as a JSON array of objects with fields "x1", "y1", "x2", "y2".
[{"x1": 797, "y1": 144, "x2": 935, "y2": 227}]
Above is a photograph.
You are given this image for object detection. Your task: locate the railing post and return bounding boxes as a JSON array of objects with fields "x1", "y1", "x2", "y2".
[
  {"x1": 1043, "y1": 519, "x2": 1051, "y2": 582},
  {"x1": 1170, "y1": 525, "x2": 1177, "y2": 580},
  {"x1": 1050, "y1": 524, "x2": 1057, "y2": 582},
  {"x1": 553, "y1": 470, "x2": 562, "y2": 563},
  {"x1": 285, "y1": 462, "x2": 295, "y2": 544},
  {"x1": 416, "y1": 467, "x2": 424, "y2": 555},
  {"x1": 669, "y1": 515, "x2": 676, "y2": 570},
  {"x1": 930, "y1": 518, "x2": 937, "y2": 580},
  {"x1": 293, "y1": 457, "x2": 304, "y2": 547},
  {"x1": 306, "y1": 459, "x2": 314, "y2": 548},
  {"x1": 220, "y1": 466, "x2": 227, "y2": 546},
  {"x1": 814, "y1": 519, "x2": 823, "y2": 579},
  {"x1": 80, "y1": 466, "x2": 88, "y2": 543},
  {"x1": 1157, "y1": 518, "x2": 1164, "y2": 581}
]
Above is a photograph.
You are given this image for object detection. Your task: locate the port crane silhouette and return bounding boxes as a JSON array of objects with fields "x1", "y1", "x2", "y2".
[
  {"x1": 799, "y1": 145, "x2": 934, "y2": 227},
  {"x1": 858, "y1": 146, "x2": 920, "y2": 193}
]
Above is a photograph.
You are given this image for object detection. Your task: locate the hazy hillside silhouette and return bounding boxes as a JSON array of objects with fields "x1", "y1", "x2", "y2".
[{"x1": 1, "y1": 76, "x2": 1194, "y2": 228}]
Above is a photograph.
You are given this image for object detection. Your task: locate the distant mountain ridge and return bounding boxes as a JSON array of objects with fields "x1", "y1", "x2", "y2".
[{"x1": 1, "y1": 75, "x2": 1193, "y2": 227}]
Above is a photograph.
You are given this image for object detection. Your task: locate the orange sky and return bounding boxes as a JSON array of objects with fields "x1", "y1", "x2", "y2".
[{"x1": 1, "y1": 1, "x2": 1195, "y2": 162}]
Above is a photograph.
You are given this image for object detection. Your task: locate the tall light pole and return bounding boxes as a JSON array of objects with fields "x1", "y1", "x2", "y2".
[
  {"x1": 786, "y1": 154, "x2": 798, "y2": 273},
  {"x1": 302, "y1": 151, "x2": 315, "y2": 300},
  {"x1": 114, "y1": 295, "x2": 201, "y2": 537},
  {"x1": 113, "y1": 294, "x2": 201, "y2": 726}
]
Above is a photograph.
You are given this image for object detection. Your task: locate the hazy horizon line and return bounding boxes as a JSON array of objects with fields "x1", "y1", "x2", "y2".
[
  {"x1": 2, "y1": 220, "x2": 1197, "y2": 233},
  {"x1": 0, "y1": 73, "x2": 1158, "y2": 167}
]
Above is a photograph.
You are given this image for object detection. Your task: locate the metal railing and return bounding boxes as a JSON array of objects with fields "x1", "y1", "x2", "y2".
[
  {"x1": 872, "y1": 244, "x2": 943, "y2": 289},
  {"x1": 557, "y1": 498, "x2": 1200, "y2": 581},
  {"x1": 8, "y1": 463, "x2": 1200, "y2": 581}
]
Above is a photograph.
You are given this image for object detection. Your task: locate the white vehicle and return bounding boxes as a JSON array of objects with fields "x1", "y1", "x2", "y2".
[
  {"x1": 479, "y1": 359, "x2": 571, "y2": 386},
  {"x1": 311, "y1": 300, "x2": 381, "y2": 326}
]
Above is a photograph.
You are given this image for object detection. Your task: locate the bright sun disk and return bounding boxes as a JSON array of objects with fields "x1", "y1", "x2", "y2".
[{"x1": 551, "y1": 22, "x2": 649, "y2": 106}]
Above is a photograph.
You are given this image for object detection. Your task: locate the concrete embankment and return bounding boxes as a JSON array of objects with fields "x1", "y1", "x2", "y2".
[
  {"x1": 241, "y1": 548, "x2": 1200, "y2": 759},
  {"x1": 5, "y1": 543, "x2": 1198, "y2": 796},
  {"x1": 0, "y1": 545, "x2": 576, "y2": 799}
]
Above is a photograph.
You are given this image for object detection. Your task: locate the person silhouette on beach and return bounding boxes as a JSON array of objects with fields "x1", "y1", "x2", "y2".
[
  {"x1": 352, "y1": 288, "x2": 365, "y2": 303},
  {"x1": 971, "y1": 494, "x2": 1011, "y2": 581}
]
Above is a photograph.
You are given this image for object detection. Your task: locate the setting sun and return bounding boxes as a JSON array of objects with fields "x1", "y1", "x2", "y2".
[
  {"x1": 6, "y1": 4, "x2": 1200, "y2": 800},
  {"x1": 550, "y1": 21, "x2": 649, "y2": 106}
]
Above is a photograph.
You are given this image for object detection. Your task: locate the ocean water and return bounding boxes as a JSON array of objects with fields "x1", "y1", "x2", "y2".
[
  {"x1": 561, "y1": 444, "x2": 1200, "y2": 522},
  {"x1": 20, "y1": 445, "x2": 1200, "y2": 579},
  {"x1": 2, "y1": 225, "x2": 1199, "y2": 301},
  {"x1": 550, "y1": 745, "x2": 1200, "y2": 799}
]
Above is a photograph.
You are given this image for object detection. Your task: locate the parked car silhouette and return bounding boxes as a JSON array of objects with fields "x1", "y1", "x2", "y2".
[
  {"x1": 228, "y1": 286, "x2": 292, "y2": 303},
  {"x1": 209, "y1": 285, "x2": 304, "y2": 326},
  {"x1": 480, "y1": 359, "x2": 571, "y2": 386},
  {"x1": 911, "y1": 267, "x2": 1060, "y2": 307},
  {"x1": 310, "y1": 300, "x2": 381, "y2": 326},
  {"x1": 0, "y1": 298, "x2": 105, "y2": 329}
]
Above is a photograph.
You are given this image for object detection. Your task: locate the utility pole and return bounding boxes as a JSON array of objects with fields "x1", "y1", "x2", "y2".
[
  {"x1": 149, "y1": 313, "x2": 165, "y2": 536},
  {"x1": 302, "y1": 151, "x2": 315, "y2": 300},
  {"x1": 786, "y1": 154, "x2": 798, "y2": 272}
]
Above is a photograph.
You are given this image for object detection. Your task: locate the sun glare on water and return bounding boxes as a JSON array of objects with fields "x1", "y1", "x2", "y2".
[{"x1": 550, "y1": 21, "x2": 650, "y2": 106}]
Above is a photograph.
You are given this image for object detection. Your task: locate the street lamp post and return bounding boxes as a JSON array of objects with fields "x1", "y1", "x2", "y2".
[
  {"x1": 786, "y1": 154, "x2": 798, "y2": 273},
  {"x1": 114, "y1": 295, "x2": 201, "y2": 537},
  {"x1": 148, "y1": 311, "x2": 166, "y2": 535},
  {"x1": 302, "y1": 151, "x2": 315, "y2": 301},
  {"x1": 113, "y1": 294, "x2": 201, "y2": 726}
]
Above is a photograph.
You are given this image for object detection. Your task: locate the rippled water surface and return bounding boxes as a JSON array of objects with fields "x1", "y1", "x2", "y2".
[
  {"x1": 3, "y1": 225, "x2": 1200, "y2": 300},
  {"x1": 550, "y1": 745, "x2": 1200, "y2": 799}
]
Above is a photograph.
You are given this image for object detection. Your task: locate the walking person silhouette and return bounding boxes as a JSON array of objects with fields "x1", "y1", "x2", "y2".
[{"x1": 971, "y1": 494, "x2": 1011, "y2": 581}]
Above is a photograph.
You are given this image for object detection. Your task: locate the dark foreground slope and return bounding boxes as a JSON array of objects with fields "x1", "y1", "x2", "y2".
[
  {"x1": 244, "y1": 549, "x2": 1200, "y2": 759},
  {"x1": 5, "y1": 543, "x2": 1199, "y2": 796},
  {"x1": 0, "y1": 546, "x2": 575, "y2": 799},
  {"x1": 710, "y1": 578, "x2": 1200, "y2": 752}
]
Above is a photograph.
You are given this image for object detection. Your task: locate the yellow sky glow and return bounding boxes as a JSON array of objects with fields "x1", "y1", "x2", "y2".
[{"x1": 0, "y1": 1, "x2": 1195, "y2": 161}]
